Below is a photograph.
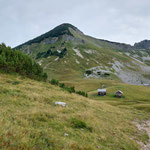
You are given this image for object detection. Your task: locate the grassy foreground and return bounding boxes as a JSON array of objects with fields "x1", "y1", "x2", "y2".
[{"x1": 0, "y1": 73, "x2": 149, "y2": 150}]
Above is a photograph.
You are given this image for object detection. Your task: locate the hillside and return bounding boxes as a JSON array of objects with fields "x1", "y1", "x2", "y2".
[
  {"x1": 15, "y1": 23, "x2": 150, "y2": 85},
  {"x1": 0, "y1": 72, "x2": 150, "y2": 150}
]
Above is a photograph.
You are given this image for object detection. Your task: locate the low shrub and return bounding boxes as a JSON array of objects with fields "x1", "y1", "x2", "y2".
[
  {"x1": 59, "y1": 83, "x2": 65, "y2": 88},
  {"x1": 76, "y1": 91, "x2": 88, "y2": 97},
  {"x1": 85, "y1": 70, "x2": 92, "y2": 75},
  {"x1": 50, "y1": 79, "x2": 87, "y2": 97},
  {"x1": 12, "y1": 81, "x2": 20, "y2": 85},
  {"x1": 7, "y1": 80, "x2": 12, "y2": 83},
  {"x1": 50, "y1": 79, "x2": 59, "y2": 85},
  {"x1": 64, "y1": 86, "x2": 75, "y2": 93}
]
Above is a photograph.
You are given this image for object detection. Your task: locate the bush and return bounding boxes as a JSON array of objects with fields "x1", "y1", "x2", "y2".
[
  {"x1": 59, "y1": 83, "x2": 65, "y2": 88},
  {"x1": 86, "y1": 70, "x2": 92, "y2": 75},
  {"x1": 104, "y1": 73, "x2": 110, "y2": 76},
  {"x1": 7, "y1": 80, "x2": 12, "y2": 83},
  {"x1": 12, "y1": 81, "x2": 20, "y2": 85},
  {"x1": 43, "y1": 73, "x2": 48, "y2": 81},
  {"x1": 76, "y1": 91, "x2": 88, "y2": 97},
  {"x1": 61, "y1": 86, "x2": 75, "y2": 93},
  {"x1": 66, "y1": 86, "x2": 75, "y2": 93},
  {"x1": 50, "y1": 80, "x2": 88, "y2": 97},
  {"x1": 50, "y1": 79, "x2": 59, "y2": 85}
]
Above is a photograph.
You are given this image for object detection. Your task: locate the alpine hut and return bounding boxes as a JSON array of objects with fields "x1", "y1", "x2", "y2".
[
  {"x1": 98, "y1": 89, "x2": 106, "y2": 96},
  {"x1": 115, "y1": 90, "x2": 123, "y2": 98}
]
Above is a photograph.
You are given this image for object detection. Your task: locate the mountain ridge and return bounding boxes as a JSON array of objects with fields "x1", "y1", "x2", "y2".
[
  {"x1": 14, "y1": 23, "x2": 148, "y2": 50},
  {"x1": 15, "y1": 23, "x2": 150, "y2": 85}
]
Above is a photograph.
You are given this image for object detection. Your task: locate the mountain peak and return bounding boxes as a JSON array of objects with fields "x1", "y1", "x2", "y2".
[
  {"x1": 56, "y1": 23, "x2": 78, "y2": 30},
  {"x1": 48, "y1": 23, "x2": 80, "y2": 37},
  {"x1": 15, "y1": 23, "x2": 82, "y2": 49}
]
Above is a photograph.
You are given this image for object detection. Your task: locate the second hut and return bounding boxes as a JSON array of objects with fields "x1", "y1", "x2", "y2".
[{"x1": 115, "y1": 90, "x2": 123, "y2": 98}]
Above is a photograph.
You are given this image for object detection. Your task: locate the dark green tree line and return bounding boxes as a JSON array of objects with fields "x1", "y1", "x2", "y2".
[{"x1": 0, "y1": 43, "x2": 47, "y2": 81}]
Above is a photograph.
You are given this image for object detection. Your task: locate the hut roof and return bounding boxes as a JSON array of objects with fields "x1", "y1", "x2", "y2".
[
  {"x1": 98, "y1": 89, "x2": 106, "y2": 92},
  {"x1": 115, "y1": 90, "x2": 123, "y2": 94}
]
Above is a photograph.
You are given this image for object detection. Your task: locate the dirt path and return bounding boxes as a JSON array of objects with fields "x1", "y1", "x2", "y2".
[{"x1": 135, "y1": 119, "x2": 150, "y2": 150}]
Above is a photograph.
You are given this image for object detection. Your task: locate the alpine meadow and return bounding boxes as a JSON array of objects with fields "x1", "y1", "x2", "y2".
[{"x1": 0, "y1": 1, "x2": 150, "y2": 150}]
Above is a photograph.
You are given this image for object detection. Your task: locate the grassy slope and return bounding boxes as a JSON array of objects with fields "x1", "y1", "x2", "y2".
[
  {"x1": 0, "y1": 73, "x2": 149, "y2": 150},
  {"x1": 39, "y1": 40, "x2": 140, "y2": 81}
]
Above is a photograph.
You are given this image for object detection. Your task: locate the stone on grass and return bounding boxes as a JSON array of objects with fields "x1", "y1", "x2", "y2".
[
  {"x1": 55, "y1": 101, "x2": 67, "y2": 107},
  {"x1": 64, "y1": 133, "x2": 69, "y2": 136}
]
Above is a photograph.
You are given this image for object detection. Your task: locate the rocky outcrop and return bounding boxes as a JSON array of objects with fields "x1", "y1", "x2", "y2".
[{"x1": 134, "y1": 40, "x2": 150, "y2": 49}]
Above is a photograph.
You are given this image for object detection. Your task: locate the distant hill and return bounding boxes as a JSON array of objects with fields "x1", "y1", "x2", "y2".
[{"x1": 15, "y1": 23, "x2": 150, "y2": 85}]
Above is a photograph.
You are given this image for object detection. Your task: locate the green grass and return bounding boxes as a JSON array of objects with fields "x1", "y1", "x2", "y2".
[
  {"x1": 88, "y1": 82, "x2": 150, "y2": 116},
  {"x1": 61, "y1": 78, "x2": 150, "y2": 117},
  {"x1": 0, "y1": 73, "x2": 149, "y2": 149}
]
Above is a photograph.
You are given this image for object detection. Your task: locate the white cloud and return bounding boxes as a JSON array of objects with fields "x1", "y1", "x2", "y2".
[{"x1": 0, "y1": 0, "x2": 150, "y2": 47}]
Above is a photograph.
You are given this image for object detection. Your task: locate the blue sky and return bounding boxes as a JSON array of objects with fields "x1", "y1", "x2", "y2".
[{"x1": 0, "y1": 0, "x2": 150, "y2": 47}]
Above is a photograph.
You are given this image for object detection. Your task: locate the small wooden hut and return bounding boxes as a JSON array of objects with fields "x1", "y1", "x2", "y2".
[
  {"x1": 115, "y1": 90, "x2": 123, "y2": 98},
  {"x1": 98, "y1": 89, "x2": 106, "y2": 96}
]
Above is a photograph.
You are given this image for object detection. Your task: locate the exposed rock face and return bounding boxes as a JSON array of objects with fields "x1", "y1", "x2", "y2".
[
  {"x1": 84, "y1": 60, "x2": 150, "y2": 85},
  {"x1": 43, "y1": 37, "x2": 58, "y2": 44},
  {"x1": 134, "y1": 40, "x2": 150, "y2": 49}
]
